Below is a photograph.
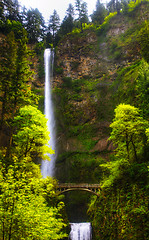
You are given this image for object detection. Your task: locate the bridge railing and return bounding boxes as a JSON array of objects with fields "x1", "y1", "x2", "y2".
[
  {"x1": 57, "y1": 183, "x2": 100, "y2": 189},
  {"x1": 56, "y1": 183, "x2": 100, "y2": 196}
]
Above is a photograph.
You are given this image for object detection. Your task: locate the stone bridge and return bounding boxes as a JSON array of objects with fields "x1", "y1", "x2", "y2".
[{"x1": 56, "y1": 183, "x2": 101, "y2": 196}]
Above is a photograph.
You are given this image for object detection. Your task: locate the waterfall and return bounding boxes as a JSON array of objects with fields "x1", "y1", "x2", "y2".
[
  {"x1": 69, "y1": 223, "x2": 92, "y2": 240},
  {"x1": 41, "y1": 48, "x2": 56, "y2": 178}
]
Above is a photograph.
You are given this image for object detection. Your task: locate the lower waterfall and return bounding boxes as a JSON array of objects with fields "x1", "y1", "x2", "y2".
[{"x1": 69, "y1": 223, "x2": 92, "y2": 240}]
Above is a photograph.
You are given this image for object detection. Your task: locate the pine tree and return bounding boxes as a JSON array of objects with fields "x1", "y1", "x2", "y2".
[
  {"x1": 48, "y1": 9, "x2": 60, "y2": 44},
  {"x1": 25, "y1": 8, "x2": 45, "y2": 43},
  {"x1": 91, "y1": 0, "x2": 107, "y2": 24},
  {"x1": 0, "y1": 31, "x2": 17, "y2": 130},
  {"x1": 75, "y1": 0, "x2": 89, "y2": 31}
]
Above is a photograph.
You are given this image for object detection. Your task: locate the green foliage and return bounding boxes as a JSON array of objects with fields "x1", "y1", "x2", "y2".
[
  {"x1": 68, "y1": 123, "x2": 98, "y2": 151},
  {"x1": 0, "y1": 19, "x2": 25, "y2": 38},
  {"x1": 34, "y1": 42, "x2": 45, "y2": 83},
  {"x1": 0, "y1": 159, "x2": 68, "y2": 240},
  {"x1": 55, "y1": 67, "x2": 63, "y2": 74},
  {"x1": 139, "y1": 20, "x2": 149, "y2": 63},
  {"x1": 56, "y1": 152, "x2": 104, "y2": 183},
  {"x1": 62, "y1": 77, "x2": 73, "y2": 88},
  {"x1": 13, "y1": 105, "x2": 54, "y2": 161},
  {"x1": 88, "y1": 186, "x2": 149, "y2": 239},
  {"x1": 91, "y1": 0, "x2": 108, "y2": 25},
  {"x1": 127, "y1": 0, "x2": 149, "y2": 12},
  {"x1": 88, "y1": 104, "x2": 149, "y2": 239},
  {"x1": 114, "y1": 60, "x2": 149, "y2": 117},
  {"x1": 25, "y1": 8, "x2": 45, "y2": 43},
  {"x1": 109, "y1": 104, "x2": 148, "y2": 162},
  {"x1": 70, "y1": 10, "x2": 118, "y2": 37},
  {"x1": 0, "y1": 0, "x2": 21, "y2": 22},
  {"x1": 135, "y1": 60, "x2": 149, "y2": 116},
  {"x1": 0, "y1": 30, "x2": 37, "y2": 130},
  {"x1": 48, "y1": 9, "x2": 60, "y2": 44},
  {"x1": 109, "y1": 40, "x2": 122, "y2": 60},
  {"x1": 96, "y1": 12, "x2": 117, "y2": 35},
  {"x1": 146, "y1": 128, "x2": 149, "y2": 142},
  {"x1": 71, "y1": 27, "x2": 81, "y2": 34},
  {"x1": 58, "y1": 14, "x2": 74, "y2": 36},
  {"x1": 75, "y1": 0, "x2": 89, "y2": 31}
]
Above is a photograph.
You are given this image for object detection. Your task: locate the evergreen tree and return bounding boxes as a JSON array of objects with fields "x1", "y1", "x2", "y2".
[
  {"x1": 3, "y1": 0, "x2": 21, "y2": 21},
  {"x1": 66, "y1": 3, "x2": 75, "y2": 18},
  {"x1": 25, "y1": 8, "x2": 45, "y2": 43},
  {"x1": 0, "y1": 0, "x2": 5, "y2": 21},
  {"x1": 91, "y1": 0, "x2": 108, "y2": 24},
  {"x1": 0, "y1": 31, "x2": 17, "y2": 130},
  {"x1": 59, "y1": 15, "x2": 74, "y2": 35},
  {"x1": 107, "y1": 0, "x2": 122, "y2": 14},
  {"x1": 20, "y1": 5, "x2": 27, "y2": 26},
  {"x1": 107, "y1": 0, "x2": 117, "y2": 12},
  {"x1": 59, "y1": 4, "x2": 75, "y2": 37},
  {"x1": 0, "y1": 29, "x2": 37, "y2": 160},
  {"x1": 48, "y1": 9, "x2": 60, "y2": 44},
  {"x1": 75, "y1": 0, "x2": 89, "y2": 30},
  {"x1": 80, "y1": 2, "x2": 89, "y2": 24}
]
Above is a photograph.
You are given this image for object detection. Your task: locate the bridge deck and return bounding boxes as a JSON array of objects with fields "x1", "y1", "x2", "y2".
[
  {"x1": 56, "y1": 183, "x2": 100, "y2": 196},
  {"x1": 58, "y1": 183, "x2": 100, "y2": 189}
]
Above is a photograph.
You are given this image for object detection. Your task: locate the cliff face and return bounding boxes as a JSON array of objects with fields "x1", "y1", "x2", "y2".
[{"x1": 53, "y1": 2, "x2": 149, "y2": 183}]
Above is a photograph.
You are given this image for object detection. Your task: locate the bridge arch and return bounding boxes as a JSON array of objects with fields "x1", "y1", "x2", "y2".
[{"x1": 56, "y1": 183, "x2": 100, "y2": 197}]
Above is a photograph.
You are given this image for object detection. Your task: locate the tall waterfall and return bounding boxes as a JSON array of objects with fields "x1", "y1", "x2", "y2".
[
  {"x1": 41, "y1": 48, "x2": 56, "y2": 178},
  {"x1": 69, "y1": 223, "x2": 92, "y2": 240}
]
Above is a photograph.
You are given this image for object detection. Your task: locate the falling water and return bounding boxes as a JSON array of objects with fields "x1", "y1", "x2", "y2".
[
  {"x1": 41, "y1": 48, "x2": 56, "y2": 178},
  {"x1": 69, "y1": 223, "x2": 92, "y2": 240}
]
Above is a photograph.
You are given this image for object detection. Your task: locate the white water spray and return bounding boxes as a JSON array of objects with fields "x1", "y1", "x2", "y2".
[
  {"x1": 41, "y1": 49, "x2": 56, "y2": 178},
  {"x1": 69, "y1": 223, "x2": 92, "y2": 240}
]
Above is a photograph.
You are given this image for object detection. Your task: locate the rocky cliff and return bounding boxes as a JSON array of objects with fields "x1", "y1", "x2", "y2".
[{"x1": 53, "y1": 2, "x2": 149, "y2": 183}]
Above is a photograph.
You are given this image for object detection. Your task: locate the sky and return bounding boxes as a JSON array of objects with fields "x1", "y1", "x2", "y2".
[{"x1": 19, "y1": 0, "x2": 99, "y2": 24}]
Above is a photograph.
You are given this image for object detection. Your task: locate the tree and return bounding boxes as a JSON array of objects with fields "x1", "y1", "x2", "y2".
[
  {"x1": 63, "y1": 3, "x2": 75, "y2": 33},
  {"x1": 107, "y1": 0, "x2": 121, "y2": 14},
  {"x1": 0, "y1": 0, "x2": 5, "y2": 21},
  {"x1": 66, "y1": 3, "x2": 75, "y2": 18},
  {"x1": 12, "y1": 105, "x2": 54, "y2": 162},
  {"x1": 121, "y1": 0, "x2": 129, "y2": 13},
  {"x1": 0, "y1": 31, "x2": 17, "y2": 130},
  {"x1": 75, "y1": 0, "x2": 82, "y2": 17},
  {"x1": 54, "y1": 4, "x2": 75, "y2": 45},
  {"x1": 80, "y1": 2, "x2": 89, "y2": 25},
  {"x1": 25, "y1": 8, "x2": 45, "y2": 43},
  {"x1": 91, "y1": 0, "x2": 107, "y2": 24},
  {"x1": 0, "y1": 30, "x2": 37, "y2": 137},
  {"x1": 59, "y1": 15, "x2": 74, "y2": 36},
  {"x1": 109, "y1": 104, "x2": 148, "y2": 162},
  {"x1": 48, "y1": 10, "x2": 60, "y2": 44},
  {"x1": 75, "y1": 0, "x2": 89, "y2": 30},
  {"x1": 2, "y1": 0, "x2": 21, "y2": 21}
]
